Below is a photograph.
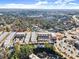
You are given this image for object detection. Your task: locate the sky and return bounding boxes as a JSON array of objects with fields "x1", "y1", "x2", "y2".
[{"x1": 0, "y1": 0, "x2": 79, "y2": 9}]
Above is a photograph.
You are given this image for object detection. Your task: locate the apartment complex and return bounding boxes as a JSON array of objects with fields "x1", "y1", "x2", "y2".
[{"x1": 0, "y1": 32, "x2": 57, "y2": 48}]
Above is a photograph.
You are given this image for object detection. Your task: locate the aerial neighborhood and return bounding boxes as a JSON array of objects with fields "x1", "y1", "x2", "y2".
[{"x1": 0, "y1": 9, "x2": 79, "y2": 59}]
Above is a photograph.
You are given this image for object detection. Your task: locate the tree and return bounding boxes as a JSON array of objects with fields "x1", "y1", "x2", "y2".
[
  {"x1": 5, "y1": 26, "x2": 10, "y2": 32},
  {"x1": 20, "y1": 45, "x2": 34, "y2": 59},
  {"x1": 13, "y1": 42, "x2": 20, "y2": 59}
]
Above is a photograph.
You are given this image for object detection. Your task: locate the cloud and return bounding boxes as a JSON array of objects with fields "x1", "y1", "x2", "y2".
[
  {"x1": 54, "y1": 0, "x2": 75, "y2": 4},
  {"x1": 0, "y1": 0, "x2": 49, "y2": 9},
  {"x1": 0, "y1": 3, "x2": 48, "y2": 9},
  {"x1": 54, "y1": 0, "x2": 75, "y2": 7},
  {"x1": 53, "y1": 0, "x2": 79, "y2": 9},
  {"x1": 0, "y1": 0, "x2": 79, "y2": 9},
  {"x1": 35, "y1": 1, "x2": 48, "y2": 5}
]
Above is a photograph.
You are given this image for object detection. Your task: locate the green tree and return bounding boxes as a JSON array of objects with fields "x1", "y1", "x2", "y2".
[{"x1": 14, "y1": 42, "x2": 20, "y2": 59}]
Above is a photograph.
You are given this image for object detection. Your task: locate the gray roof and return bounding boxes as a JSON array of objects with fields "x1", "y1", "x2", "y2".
[
  {"x1": 0, "y1": 32, "x2": 8, "y2": 42},
  {"x1": 31, "y1": 32, "x2": 37, "y2": 43},
  {"x1": 4, "y1": 32, "x2": 16, "y2": 47},
  {"x1": 25, "y1": 32, "x2": 31, "y2": 44}
]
